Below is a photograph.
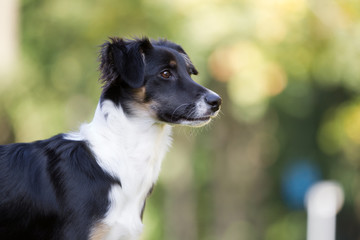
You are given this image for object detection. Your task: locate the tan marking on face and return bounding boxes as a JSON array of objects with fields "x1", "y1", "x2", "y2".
[
  {"x1": 169, "y1": 60, "x2": 177, "y2": 68},
  {"x1": 133, "y1": 86, "x2": 146, "y2": 102},
  {"x1": 126, "y1": 98, "x2": 160, "y2": 123},
  {"x1": 89, "y1": 222, "x2": 110, "y2": 240},
  {"x1": 132, "y1": 87, "x2": 161, "y2": 120}
]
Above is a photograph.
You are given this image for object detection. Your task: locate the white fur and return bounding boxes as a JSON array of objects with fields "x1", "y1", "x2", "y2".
[
  {"x1": 196, "y1": 98, "x2": 210, "y2": 116},
  {"x1": 65, "y1": 100, "x2": 172, "y2": 240},
  {"x1": 179, "y1": 95, "x2": 220, "y2": 127}
]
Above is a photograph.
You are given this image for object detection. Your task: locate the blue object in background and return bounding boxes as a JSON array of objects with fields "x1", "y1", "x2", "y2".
[{"x1": 281, "y1": 160, "x2": 321, "y2": 209}]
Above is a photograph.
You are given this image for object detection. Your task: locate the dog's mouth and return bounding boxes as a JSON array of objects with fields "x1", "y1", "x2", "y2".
[
  {"x1": 180, "y1": 116, "x2": 211, "y2": 122},
  {"x1": 160, "y1": 113, "x2": 212, "y2": 126},
  {"x1": 177, "y1": 111, "x2": 220, "y2": 126},
  {"x1": 157, "y1": 104, "x2": 220, "y2": 126}
]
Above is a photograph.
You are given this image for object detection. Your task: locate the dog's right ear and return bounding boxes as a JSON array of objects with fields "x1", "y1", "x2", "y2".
[{"x1": 99, "y1": 37, "x2": 153, "y2": 89}]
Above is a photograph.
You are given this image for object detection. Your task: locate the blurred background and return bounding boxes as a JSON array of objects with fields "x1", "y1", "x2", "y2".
[{"x1": 1, "y1": 0, "x2": 360, "y2": 239}]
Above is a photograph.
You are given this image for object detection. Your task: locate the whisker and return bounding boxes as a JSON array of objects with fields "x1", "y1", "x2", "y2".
[
  {"x1": 171, "y1": 103, "x2": 192, "y2": 121},
  {"x1": 186, "y1": 106, "x2": 198, "y2": 119}
]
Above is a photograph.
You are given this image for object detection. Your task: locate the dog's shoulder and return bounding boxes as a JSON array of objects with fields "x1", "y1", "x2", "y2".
[{"x1": 0, "y1": 134, "x2": 119, "y2": 240}]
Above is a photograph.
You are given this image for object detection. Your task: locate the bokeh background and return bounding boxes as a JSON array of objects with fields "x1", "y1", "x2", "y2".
[{"x1": 1, "y1": 0, "x2": 360, "y2": 239}]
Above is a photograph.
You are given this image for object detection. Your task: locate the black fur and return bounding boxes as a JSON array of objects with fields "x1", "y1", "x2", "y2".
[
  {"x1": 152, "y1": 39, "x2": 198, "y2": 75},
  {"x1": 0, "y1": 135, "x2": 119, "y2": 240}
]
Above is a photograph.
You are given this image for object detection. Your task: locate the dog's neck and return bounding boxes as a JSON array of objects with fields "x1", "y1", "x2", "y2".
[{"x1": 66, "y1": 100, "x2": 172, "y2": 190}]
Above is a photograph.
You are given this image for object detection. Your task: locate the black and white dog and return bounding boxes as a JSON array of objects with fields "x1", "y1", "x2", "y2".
[{"x1": 0, "y1": 37, "x2": 221, "y2": 240}]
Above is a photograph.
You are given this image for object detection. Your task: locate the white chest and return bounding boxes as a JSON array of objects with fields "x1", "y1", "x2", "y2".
[
  {"x1": 77, "y1": 102, "x2": 172, "y2": 240},
  {"x1": 99, "y1": 185, "x2": 145, "y2": 240},
  {"x1": 93, "y1": 131, "x2": 170, "y2": 240}
]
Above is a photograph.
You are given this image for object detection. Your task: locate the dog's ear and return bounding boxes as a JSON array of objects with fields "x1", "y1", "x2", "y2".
[{"x1": 99, "y1": 37, "x2": 153, "y2": 89}]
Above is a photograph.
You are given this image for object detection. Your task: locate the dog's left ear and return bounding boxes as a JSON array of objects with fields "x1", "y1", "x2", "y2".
[{"x1": 99, "y1": 37, "x2": 153, "y2": 89}]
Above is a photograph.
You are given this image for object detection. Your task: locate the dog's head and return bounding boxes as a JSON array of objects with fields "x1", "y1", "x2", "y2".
[{"x1": 99, "y1": 37, "x2": 221, "y2": 127}]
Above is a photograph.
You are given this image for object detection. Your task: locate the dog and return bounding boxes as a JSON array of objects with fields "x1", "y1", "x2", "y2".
[{"x1": 0, "y1": 37, "x2": 221, "y2": 240}]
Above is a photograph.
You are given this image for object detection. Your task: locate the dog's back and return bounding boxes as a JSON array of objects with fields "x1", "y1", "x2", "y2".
[{"x1": 0, "y1": 135, "x2": 119, "y2": 240}]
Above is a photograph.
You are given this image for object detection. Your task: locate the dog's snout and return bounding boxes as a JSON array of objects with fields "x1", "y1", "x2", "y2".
[{"x1": 205, "y1": 92, "x2": 222, "y2": 112}]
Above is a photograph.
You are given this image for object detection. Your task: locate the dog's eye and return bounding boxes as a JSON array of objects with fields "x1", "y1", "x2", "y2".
[{"x1": 160, "y1": 70, "x2": 172, "y2": 79}]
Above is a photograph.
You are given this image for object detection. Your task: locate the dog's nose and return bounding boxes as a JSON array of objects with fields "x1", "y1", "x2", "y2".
[{"x1": 205, "y1": 92, "x2": 222, "y2": 112}]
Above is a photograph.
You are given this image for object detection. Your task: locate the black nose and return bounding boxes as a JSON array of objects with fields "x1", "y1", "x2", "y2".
[{"x1": 205, "y1": 92, "x2": 222, "y2": 112}]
